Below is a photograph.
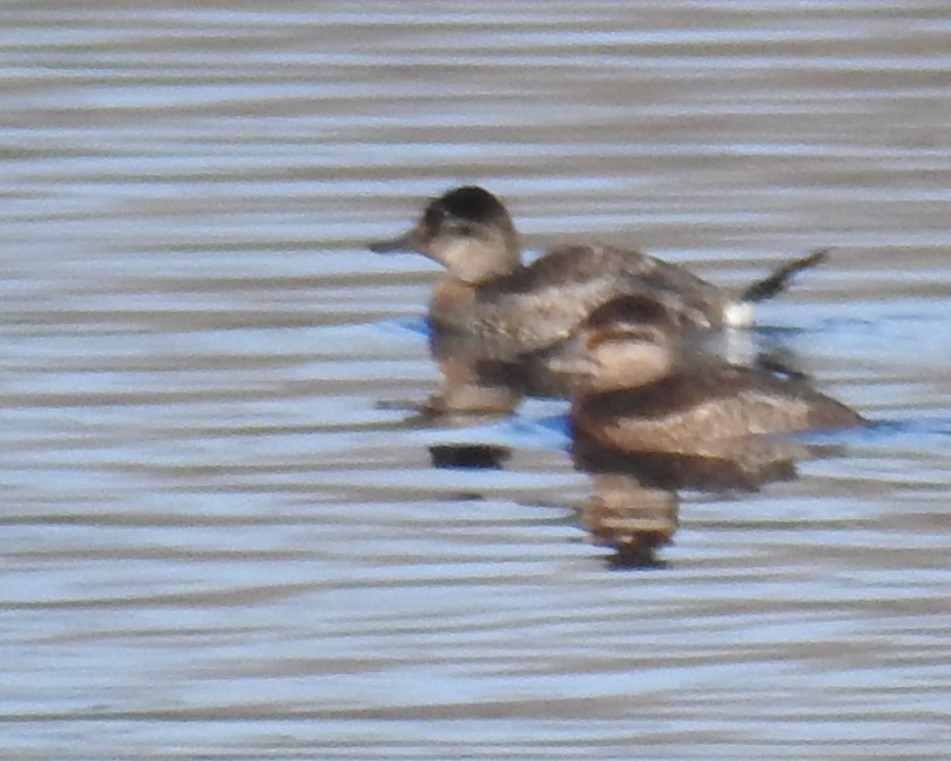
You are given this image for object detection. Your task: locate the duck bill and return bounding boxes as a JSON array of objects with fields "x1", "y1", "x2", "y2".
[
  {"x1": 546, "y1": 352, "x2": 600, "y2": 378},
  {"x1": 542, "y1": 335, "x2": 600, "y2": 378},
  {"x1": 368, "y1": 226, "x2": 423, "y2": 254}
]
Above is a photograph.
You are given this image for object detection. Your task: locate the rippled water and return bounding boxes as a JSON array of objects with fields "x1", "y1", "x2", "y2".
[{"x1": 3, "y1": 2, "x2": 950, "y2": 759}]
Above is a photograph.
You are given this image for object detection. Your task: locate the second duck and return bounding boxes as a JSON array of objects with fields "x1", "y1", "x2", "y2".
[{"x1": 370, "y1": 185, "x2": 827, "y2": 355}]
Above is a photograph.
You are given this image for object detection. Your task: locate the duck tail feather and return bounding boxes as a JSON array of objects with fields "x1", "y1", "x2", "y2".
[{"x1": 740, "y1": 248, "x2": 830, "y2": 303}]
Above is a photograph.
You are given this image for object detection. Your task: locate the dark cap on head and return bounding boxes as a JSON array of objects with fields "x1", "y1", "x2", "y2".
[
  {"x1": 369, "y1": 184, "x2": 521, "y2": 281},
  {"x1": 585, "y1": 294, "x2": 675, "y2": 331},
  {"x1": 424, "y1": 185, "x2": 508, "y2": 228}
]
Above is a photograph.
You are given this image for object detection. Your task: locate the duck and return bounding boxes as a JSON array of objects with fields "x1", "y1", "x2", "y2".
[
  {"x1": 370, "y1": 185, "x2": 828, "y2": 355},
  {"x1": 550, "y1": 294, "x2": 865, "y2": 455}
]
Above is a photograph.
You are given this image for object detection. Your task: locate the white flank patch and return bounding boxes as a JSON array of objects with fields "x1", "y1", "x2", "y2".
[{"x1": 723, "y1": 301, "x2": 755, "y2": 328}]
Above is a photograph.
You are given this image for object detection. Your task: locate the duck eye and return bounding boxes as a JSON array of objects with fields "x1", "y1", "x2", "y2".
[{"x1": 454, "y1": 222, "x2": 476, "y2": 237}]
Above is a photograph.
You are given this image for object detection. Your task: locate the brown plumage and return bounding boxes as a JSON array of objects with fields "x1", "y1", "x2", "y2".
[
  {"x1": 371, "y1": 185, "x2": 828, "y2": 355},
  {"x1": 551, "y1": 295, "x2": 865, "y2": 455}
]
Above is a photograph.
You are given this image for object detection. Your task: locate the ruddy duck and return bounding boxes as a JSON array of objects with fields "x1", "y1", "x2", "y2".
[
  {"x1": 554, "y1": 295, "x2": 865, "y2": 454},
  {"x1": 370, "y1": 185, "x2": 828, "y2": 354}
]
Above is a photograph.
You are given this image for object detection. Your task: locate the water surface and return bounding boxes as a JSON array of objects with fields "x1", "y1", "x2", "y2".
[{"x1": 2, "y1": 2, "x2": 950, "y2": 759}]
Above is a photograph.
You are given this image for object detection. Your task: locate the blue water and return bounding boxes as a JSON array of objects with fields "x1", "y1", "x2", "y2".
[{"x1": 2, "y1": 2, "x2": 950, "y2": 760}]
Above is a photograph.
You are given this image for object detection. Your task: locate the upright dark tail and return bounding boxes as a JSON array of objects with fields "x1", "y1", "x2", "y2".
[{"x1": 740, "y1": 248, "x2": 830, "y2": 303}]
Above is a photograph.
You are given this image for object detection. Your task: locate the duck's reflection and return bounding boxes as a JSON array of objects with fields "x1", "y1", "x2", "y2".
[
  {"x1": 425, "y1": 323, "x2": 580, "y2": 415},
  {"x1": 572, "y1": 434, "x2": 830, "y2": 568},
  {"x1": 423, "y1": 333, "x2": 527, "y2": 416},
  {"x1": 426, "y1": 429, "x2": 840, "y2": 569},
  {"x1": 576, "y1": 470, "x2": 679, "y2": 569},
  {"x1": 429, "y1": 443, "x2": 511, "y2": 470}
]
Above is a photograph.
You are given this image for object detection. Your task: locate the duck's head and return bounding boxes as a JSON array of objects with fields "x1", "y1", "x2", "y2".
[
  {"x1": 548, "y1": 295, "x2": 682, "y2": 393},
  {"x1": 370, "y1": 186, "x2": 521, "y2": 283}
]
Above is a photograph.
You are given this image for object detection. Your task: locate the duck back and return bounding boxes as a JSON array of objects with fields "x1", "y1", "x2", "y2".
[
  {"x1": 576, "y1": 364, "x2": 864, "y2": 454},
  {"x1": 431, "y1": 245, "x2": 731, "y2": 354}
]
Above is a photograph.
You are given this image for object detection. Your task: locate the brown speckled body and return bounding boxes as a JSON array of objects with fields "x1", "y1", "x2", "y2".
[
  {"x1": 547, "y1": 294, "x2": 866, "y2": 454},
  {"x1": 431, "y1": 245, "x2": 731, "y2": 354},
  {"x1": 370, "y1": 186, "x2": 827, "y2": 357},
  {"x1": 574, "y1": 362, "x2": 865, "y2": 455}
]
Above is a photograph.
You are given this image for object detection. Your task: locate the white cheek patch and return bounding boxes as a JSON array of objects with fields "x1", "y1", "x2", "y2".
[
  {"x1": 442, "y1": 237, "x2": 509, "y2": 282},
  {"x1": 433, "y1": 237, "x2": 478, "y2": 279}
]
